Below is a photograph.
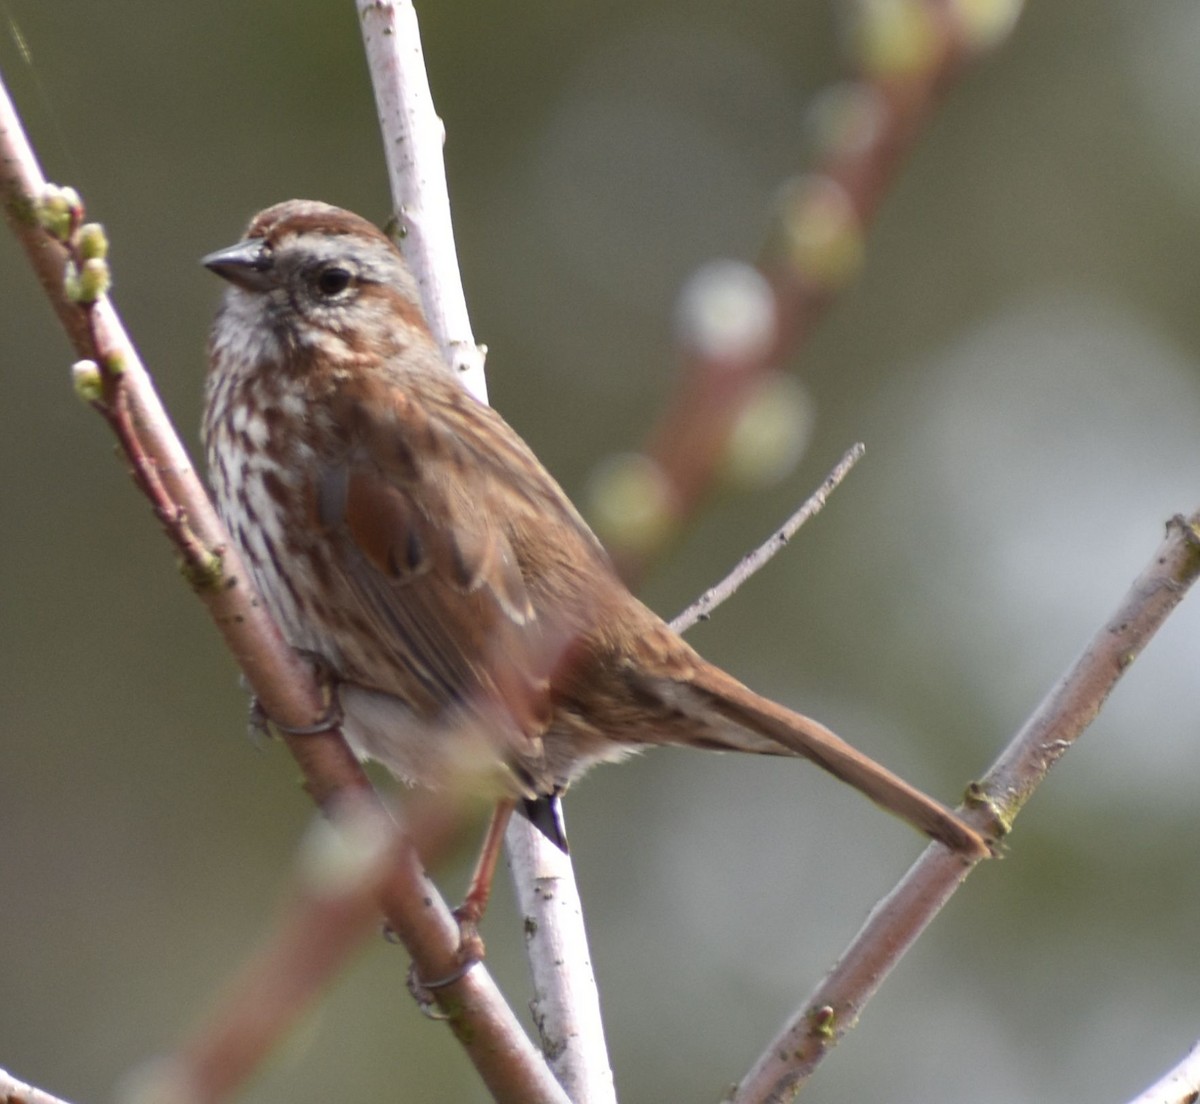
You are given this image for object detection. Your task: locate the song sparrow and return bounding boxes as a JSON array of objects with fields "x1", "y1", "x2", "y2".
[{"x1": 202, "y1": 200, "x2": 988, "y2": 890}]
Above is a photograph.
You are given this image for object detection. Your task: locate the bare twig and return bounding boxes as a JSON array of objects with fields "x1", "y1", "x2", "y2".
[
  {"x1": 357, "y1": 5, "x2": 612, "y2": 1099},
  {"x1": 670, "y1": 443, "x2": 865, "y2": 635},
  {"x1": 728, "y1": 513, "x2": 1200, "y2": 1103},
  {"x1": 1126, "y1": 1038, "x2": 1200, "y2": 1104},
  {"x1": 0, "y1": 1067, "x2": 76, "y2": 1104},
  {"x1": 1, "y1": 68, "x2": 570, "y2": 1104}
]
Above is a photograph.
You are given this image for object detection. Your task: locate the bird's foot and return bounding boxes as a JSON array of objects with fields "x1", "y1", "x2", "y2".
[
  {"x1": 405, "y1": 911, "x2": 486, "y2": 1018},
  {"x1": 249, "y1": 650, "x2": 344, "y2": 737}
]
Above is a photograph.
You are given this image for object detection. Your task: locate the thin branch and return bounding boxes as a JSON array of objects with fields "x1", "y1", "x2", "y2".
[
  {"x1": 728, "y1": 513, "x2": 1200, "y2": 1103},
  {"x1": 1126, "y1": 1039, "x2": 1200, "y2": 1104},
  {"x1": 1, "y1": 69, "x2": 570, "y2": 1104},
  {"x1": 357, "y1": 5, "x2": 612, "y2": 1099},
  {"x1": 670, "y1": 443, "x2": 865, "y2": 635},
  {"x1": 0, "y1": 1067, "x2": 76, "y2": 1104}
]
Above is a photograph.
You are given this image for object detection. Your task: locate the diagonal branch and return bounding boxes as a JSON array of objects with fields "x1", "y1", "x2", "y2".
[
  {"x1": 0, "y1": 68, "x2": 569, "y2": 1104},
  {"x1": 728, "y1": 514, "x2": 1200, "y2": 1102}
]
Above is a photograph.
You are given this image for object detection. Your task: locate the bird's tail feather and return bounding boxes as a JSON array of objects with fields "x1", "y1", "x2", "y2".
[{"x1": 683, "y1": 662, "x2": 990, "y2": 859}]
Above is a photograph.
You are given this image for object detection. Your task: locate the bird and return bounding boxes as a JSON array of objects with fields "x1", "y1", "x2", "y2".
[{"x1": 201, "y1": 199, "x2": 988, "y2": 944}]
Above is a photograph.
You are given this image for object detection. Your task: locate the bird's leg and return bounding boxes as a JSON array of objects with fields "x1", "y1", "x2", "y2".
[
  {"x1": 406, "y1": 798, "x2": 515, "y2": 1010},
  {"x1": 452, "y1": 797, "x2": 517, "y2": 956}
]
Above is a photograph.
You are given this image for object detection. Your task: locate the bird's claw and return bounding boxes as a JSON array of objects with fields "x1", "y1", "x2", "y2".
[
  {"x1": 405, "y1": 916, "x2": 485, "y2": 1018},
  {"x1": 252, "y1": 650, "x2": 344, "y2": 736}
]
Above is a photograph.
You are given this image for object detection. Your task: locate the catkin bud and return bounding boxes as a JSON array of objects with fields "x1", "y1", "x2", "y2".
[
  {"x1": 78, "y1": 257, "x2": 111, "y2": 302},
  {"x1": 36, "y1": 184, "x2": 83, "y2": 241},
  {"x1": 71, "y1": 359, "x2": 103, "y2": 403},
  {"x1": 75, "y1": 222, "x2": 109, "y2": 261},
  {"x1": 587, "y1": 452, "x2": 675, "y2": 557}
]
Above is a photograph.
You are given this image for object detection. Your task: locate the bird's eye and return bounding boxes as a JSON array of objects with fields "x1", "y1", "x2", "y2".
[{"x1": 314, "y1": 265, "x2": 353, "y2": 297}]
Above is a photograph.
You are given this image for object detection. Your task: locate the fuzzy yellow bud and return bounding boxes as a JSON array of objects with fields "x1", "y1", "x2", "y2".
[
  {"x1": 75, "y1": 222, "x2": 109, "y2": 261},
  {"x1": 587, "y1": 452, "x2": 675, "y2": 557},
  {"x1": 65, "y1": 257, "x2": 111, "y2": 303},
  {"x1": 296, "y1": 799, "x2": 392, "y2": 898},
  {"x1": 722, "y1": 374, "x2": 813, "y2": 489},
  {"x1": 808, "y1": 83, "x2": 885, "y2": 161},
  {"x1": 776, "y1": 175, "x2": 863, "y2": 290},
  {"x1": 36, "y1": 184, "x2": 82, "y2": 241},
  {"x1": 850, "y1": 0, "x2": 940, "y2": 78},
  {"x1": 949, "y1": 0, "x2": 1024, "y2": 52},
  {"x1": 80, "y1": 257, "x2": 111, "y2": 301},
  {"x1": 676, "y1": 261, "x2": 776, "y2": 364},
  {"x1": 71, "y1": 359, "x2": 104, "y2": 403}
]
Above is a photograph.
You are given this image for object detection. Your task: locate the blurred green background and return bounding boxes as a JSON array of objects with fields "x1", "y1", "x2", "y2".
[{"x1": 4, "y1": 2, "x2": 1200, "y2": 1102}]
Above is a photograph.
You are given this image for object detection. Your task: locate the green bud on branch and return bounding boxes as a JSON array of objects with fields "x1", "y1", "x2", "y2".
[
  {"x1": 36, "y1": 184, "x2": 83, "y2": 242},
  {"x1": 71, "y1": 359, "x2": 104, "y2": 403},
  {"x1": 65, "y1": 257, "x2": 111, "y2": 304},
  {"x1": 75, "y1": 222, "x2": 109, "y2": 261},
  {"x1": 79, "y1": 257, "x2": 111, "y2": 302}
]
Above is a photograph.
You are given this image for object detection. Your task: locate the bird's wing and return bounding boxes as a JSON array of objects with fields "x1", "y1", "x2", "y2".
[{"x1": 307, "y1": 369, "x2": 614, "y2": 767}]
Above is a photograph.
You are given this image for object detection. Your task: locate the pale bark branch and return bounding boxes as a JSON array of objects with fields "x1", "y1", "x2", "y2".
[
  {"x1": 505, "y1": 819, "x2": 617, "y2": 1104},
  {"x1": 356, "y1": 5, "x2": 614, "y2": 1100},
  {"x1": 1126, "y1": 1038, "x2": 1200, "y2": 1104},
  {"x1": 0, "y1": 1067, "x2": 76, "y2": 1104},
  {"x1": 357, "y1": 0, "x2": 487, "y2": 395}
]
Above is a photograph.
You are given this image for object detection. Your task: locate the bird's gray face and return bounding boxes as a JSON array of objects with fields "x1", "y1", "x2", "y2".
[
  {"x1": 203, "y1": 217, "x2": 434, "y2": 375},
  {"x1": 204, "y1": 231, "x2": 404, "y2": 341}
]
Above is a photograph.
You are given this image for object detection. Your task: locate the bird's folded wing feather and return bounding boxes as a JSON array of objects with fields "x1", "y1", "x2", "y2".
[{"x1": 306, "y1": 370, "x2": 615, "y2": 761}]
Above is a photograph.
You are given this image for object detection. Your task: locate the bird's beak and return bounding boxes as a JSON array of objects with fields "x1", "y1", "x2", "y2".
[{"x1": 201, "y1": 239, "x2": 274, "y2": 291}]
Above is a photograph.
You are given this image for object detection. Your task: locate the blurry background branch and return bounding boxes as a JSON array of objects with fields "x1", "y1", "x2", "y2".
[
  {"x1": 597, "y1": 0, "x2": 1024, "y2": 580},
  {"x1": 123, "y1": 797, "x2": 399, "y2": 1104}
]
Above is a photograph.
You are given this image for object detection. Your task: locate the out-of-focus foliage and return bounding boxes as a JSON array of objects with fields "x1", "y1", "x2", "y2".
[{"x1": 2, "y1": 3, "x2": 1199, "y2": 1102}]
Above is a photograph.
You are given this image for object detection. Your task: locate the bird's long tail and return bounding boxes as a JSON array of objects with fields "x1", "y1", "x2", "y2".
[{"x1": 682, "y1": 662, "x2": 990, "y2": 859}]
